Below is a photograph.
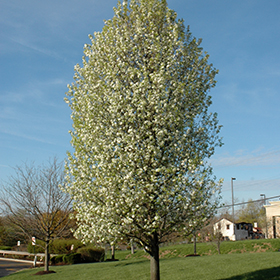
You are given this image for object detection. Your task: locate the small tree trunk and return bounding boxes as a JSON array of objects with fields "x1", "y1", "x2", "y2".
[
  {"x1": 217, "y1": 239, "x2": 221, "y2": 255},
  {"x1": 193, "y1": 232, "x2": 197, "y2": 255},
  {"x1": 111, "y1": 245, "x2": 115, "y2": 260},
  {"x1": 217, "y1": 232, "x2": 221, "y2": 254},
  {"x1": 150, "y1": 232, "x2": 160, "y2": 280},
  {"x1": 44, "y1": 239, "x2": 50, "y2": 272},
  {"x1": 130, "y1": 239, "x2": 134, "y2": 255}
]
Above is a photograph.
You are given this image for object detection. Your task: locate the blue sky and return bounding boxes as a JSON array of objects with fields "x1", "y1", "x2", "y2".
[{"x1": 1, "y1": 0, "x2": 280, "y2": 205}]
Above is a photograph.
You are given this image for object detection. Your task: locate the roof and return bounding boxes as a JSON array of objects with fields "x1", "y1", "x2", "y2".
[
  {"x1": 214, "y1": 217, "x2": 234, "y2": 224},
  {"x1": 264, "y1": 201, "x2": 280, "y2": 207},
  {"x1": 214, "y1": 219, "x2": 253, "y2": 226},
  {"x1": 235, "y1": 222, "x2": 253, "y2": 226}
]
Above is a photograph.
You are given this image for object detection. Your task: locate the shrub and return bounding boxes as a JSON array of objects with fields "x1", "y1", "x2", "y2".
[
  {"x1": 63, "y1": 253, "x2": 82, "y2": 264},
  {"x1": 50, "y1": 254, "x2": 65, "y2": 265},
  {"x1": 50, "y1": 247, "x2": 104, "y2": 265},
  {"x1": 27, "y1": 240, "x2": 44, "y2": 254},
  {"x1": 77, "y1": 246, "x2": 105, "y2": 263},
  {"x1": 51, "y1": 239, "x2": 83, "y2": 254},
  {"x1": 0, "y1": 246, "x2": 12, "y2": 250},
  {"x1": 27, "y1": 239, "x2": 84, "y2": 254}
]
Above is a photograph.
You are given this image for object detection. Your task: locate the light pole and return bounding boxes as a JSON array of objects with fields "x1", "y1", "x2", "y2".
[
  {"x1": 260, "y1": 194, "x2": 266, "y2": 205},
  {"x1": 260, "y1": 194, "x2": 268, "y2": 239},
  {"x1": 231, "y1": 177, "x2": 236, "y2": 222}
]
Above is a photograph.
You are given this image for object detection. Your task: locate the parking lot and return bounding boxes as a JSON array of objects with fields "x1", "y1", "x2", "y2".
[{"x1": 0, "y1": 259, "x2": 33, "y2": 278}]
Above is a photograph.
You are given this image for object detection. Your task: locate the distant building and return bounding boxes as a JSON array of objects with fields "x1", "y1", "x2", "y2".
[
  {"x1": 213, "y1": 218, "x2": 253, "y2": 241},
  {"x1": 264, "y1": 201, "x2": 280, "y2": 239},
  {"x1": 252, "y1": 226, "x2": 264, "y2": 239}
]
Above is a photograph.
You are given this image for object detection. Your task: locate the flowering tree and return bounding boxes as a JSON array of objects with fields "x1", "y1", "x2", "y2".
[{"x1": 64, "y1": 1, "x2": 222, "y2": 279}]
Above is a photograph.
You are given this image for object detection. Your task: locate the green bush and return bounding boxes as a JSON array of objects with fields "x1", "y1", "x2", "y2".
[
  {"x1": 0, "y1": 246, "x2": 12, "y2": 250},
  {"x1": 63, "y1": 253, "x2": 82, "y2": 264},
  {"x1": 77, "y1": 246, "x2": 105, "y2": 263},
  {"x1": 50, "y1": 247, "x2": 104, "y2": 265},
  {"x1": 51, "y1": 239, "x2": 83, "y2": 254},
  {"x1": 27, "y1": 240, "x2": 45, "y2": 254},
  {"x1": 27, "y1": 239, "x2": 84, "y2": 254},
  {"x1": 50, "y1": 254, "x2": 65, "y2": 265}
]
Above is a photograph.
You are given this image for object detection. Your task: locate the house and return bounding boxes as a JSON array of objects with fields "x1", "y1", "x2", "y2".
[
  {"x1": 264, "y1": 201, "x2": 280, "y2": 239},
  {"x1": 213, "y1": 218, "x2": 253, "y2": 241}
]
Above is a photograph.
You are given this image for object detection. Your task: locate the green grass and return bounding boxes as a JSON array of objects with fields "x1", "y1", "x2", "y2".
[
  {"x1": 115, "y1": 239, "x2": 280, "y2": 261},
  {"x1": 4, "y1": 251, "x2": 280, "y2": 280}
]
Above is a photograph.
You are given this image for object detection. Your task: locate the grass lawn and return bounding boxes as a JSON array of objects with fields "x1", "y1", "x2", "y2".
[
  {"x1": 4, "y1": 251, "x2": 280, "y2": 280},
  {"x1": 117, "y1": 239, "x2": 280, "y2": 260}
]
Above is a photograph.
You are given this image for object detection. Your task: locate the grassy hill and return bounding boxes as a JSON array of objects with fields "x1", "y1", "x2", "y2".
[
  {"x1": 4, "y1": 251, "x2": 280, "y2": 280},
  {"x1": 4, "y1": 239, "x2": 280, "y2": 280},
  {"x1": 117, "y1": 238, "x2": 280, "y2": 261}
]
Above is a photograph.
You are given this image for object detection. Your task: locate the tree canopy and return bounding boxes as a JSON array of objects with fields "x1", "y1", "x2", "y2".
[
  {"x1": 64, "y1": 1, "x2": 222, "y2": 279},
  {"x1": 237, "y1": 199, "x2": 266, "y2": 228}
]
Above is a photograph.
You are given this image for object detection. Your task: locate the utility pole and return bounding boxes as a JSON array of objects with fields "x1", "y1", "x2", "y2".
[
  {"x1": 260, "y1": 193, "x2": 268, "y2": 239},
  {"x1": 231, "y1": 177, "x2": 236, "y2": 222}
]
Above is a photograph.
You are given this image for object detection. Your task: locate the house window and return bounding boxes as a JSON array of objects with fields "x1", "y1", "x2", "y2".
[
  {"x1": 226, "y1": 224, "x2": 230, "y2": 230},
  {"x1": 218, "y1": 224, "x2": 221, "y2": 230}
]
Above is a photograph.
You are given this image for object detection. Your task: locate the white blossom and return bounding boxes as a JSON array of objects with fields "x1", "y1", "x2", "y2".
[{"x1": 64, "y1": 0, "x2": 222, "y2": 278}]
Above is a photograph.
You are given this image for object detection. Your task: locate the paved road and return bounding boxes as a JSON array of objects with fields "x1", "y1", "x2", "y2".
[{"x1": 0, "y1": 259, "x2": 33, "y2": 278}]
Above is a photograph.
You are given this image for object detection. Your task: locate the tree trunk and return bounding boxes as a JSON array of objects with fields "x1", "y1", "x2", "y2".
[
  {"x1": 217, "y1": 240, "x2": 221, "y2": 255},
  {"x1": 216, "y1": 232, "x2": 222, "y2": 254},
  {"x1": 130, "y1": 239, "x2": 134, "y2": 255},
  {"x1": 111, "y1": 245, "x2": 115, "y2": 260},
  {"x1": 193, "y1": 233, "x2": 197, "y2": 255},
  {"x1": 217, "y1": 233, "x2": 221, "y2": 255},
  {"x1": 150, "y1": 232, "x2": 160, "y2": 280},
  {"x1": 44, "y1": 239, "x2": 50, "y2": 272}
]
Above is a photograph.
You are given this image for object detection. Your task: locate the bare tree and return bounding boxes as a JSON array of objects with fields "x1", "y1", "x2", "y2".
[{"x1": 0, "y1": 158, "x2": 72, "y2": 272}]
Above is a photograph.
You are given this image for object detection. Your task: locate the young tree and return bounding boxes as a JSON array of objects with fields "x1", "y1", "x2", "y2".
[
  {"x1": 236, "y1": 199, "x2": 266, "y2": 229},
  {"x1": 64, "y1": 1, "x2": 222, "y2": 279},
  {"x1": 0, "y1": 158, "x2": 72, "y2": 272}
]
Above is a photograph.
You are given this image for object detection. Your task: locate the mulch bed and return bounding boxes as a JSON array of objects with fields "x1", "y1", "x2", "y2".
[{"x1": 34, "y1": 270, "x2": 56, "y2": 275}]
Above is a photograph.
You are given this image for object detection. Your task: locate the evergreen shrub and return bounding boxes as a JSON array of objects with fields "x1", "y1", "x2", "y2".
[
  {"x1": 50, "y1": 254, "x2": 64, "y2": 265},
  {"x1": 77, "y1": 246, "x2": 105, "y2": 263},
  {"x1": 27, "y1": 240, "x2": 44, "y2": 254},
  {"x1": 0, "y1": 246, "x2": 12, "y2": 250},
  {"x1": 63, "y1": 253, "x2": 82, "y2": 264},
  {"x1": 51, "y1": 239, "x2": 83, "y2": 254},
  {"x1": 27, "y1": 239, "x2": 83, "y2": 254}
]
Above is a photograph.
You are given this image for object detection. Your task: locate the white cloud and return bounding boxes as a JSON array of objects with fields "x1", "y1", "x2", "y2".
[
  {"x1": 0, "y1": 128, "x2": 55, "y2": 145},
  {"x1": 211, "y1": 149, "x2": 280, "y2": 168},
  {"x1": 10, "y1": 37, "x2": 64, "y2": 60}
]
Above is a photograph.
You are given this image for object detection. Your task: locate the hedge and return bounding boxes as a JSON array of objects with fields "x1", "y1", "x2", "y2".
[
  {"x1": 77, "y1": 246, "x2": 105, "y2": 263},
  {"x1": 50, "y1": 247, "x2": 105, "y2": 265},
  {"x1": 27, "y1": 239, "x2": 84, "y2": 254}
]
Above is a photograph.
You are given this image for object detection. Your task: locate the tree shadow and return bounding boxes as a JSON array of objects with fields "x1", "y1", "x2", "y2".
[
  {"x1": 220, "y1": 266, "x2": 280, "y2": 280},
  {"x1": 113, "y1": 259, "x2": 149, "y2": 267}
]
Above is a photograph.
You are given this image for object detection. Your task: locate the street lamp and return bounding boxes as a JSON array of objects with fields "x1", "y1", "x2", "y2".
[
  {"x1": 260, "y1": 194, "x2": 266, "y2": 205},
  {"x1": 231, "y1": 177, "x2": 236, "y2": 222}
]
